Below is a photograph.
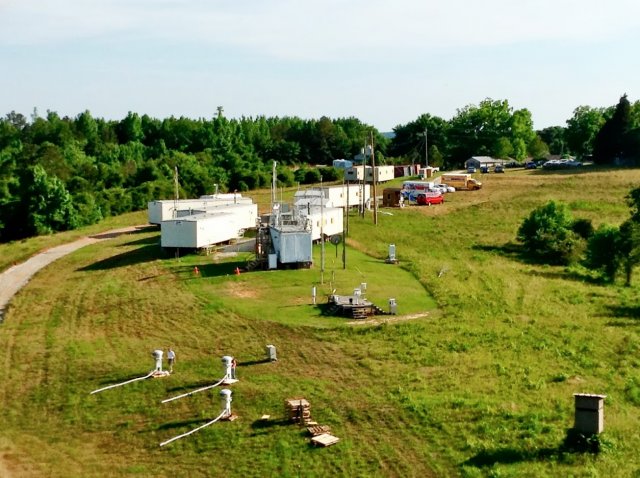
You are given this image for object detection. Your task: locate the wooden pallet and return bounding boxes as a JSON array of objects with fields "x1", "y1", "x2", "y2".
[
  {"x1": 307, "y1": 425, "x2": 331, "y2": 436},
  {"x1": 310, "y1": 433, "x2": 340, "y2": 447}
]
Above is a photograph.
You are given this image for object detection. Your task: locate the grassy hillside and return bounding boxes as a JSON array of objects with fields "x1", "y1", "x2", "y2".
[{"x1": 1, "y1": 167, "x2": 640, "y2": 477}]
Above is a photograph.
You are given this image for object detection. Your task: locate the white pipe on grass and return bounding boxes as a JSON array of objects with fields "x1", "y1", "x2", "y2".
[
  {"x1": 89, "y1": 371, "x2": 155, "y2": 395},
  {"x1": 161, "y1": 375, "x2": 227, "y2": 404},
  {"x1": 159, "y1": 409, "x2": 227, "y2": 447}
]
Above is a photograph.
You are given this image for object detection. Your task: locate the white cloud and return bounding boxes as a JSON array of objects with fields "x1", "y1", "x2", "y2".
[{"x1": 2, "y1": 0, "x2": 640, "y2": 60}]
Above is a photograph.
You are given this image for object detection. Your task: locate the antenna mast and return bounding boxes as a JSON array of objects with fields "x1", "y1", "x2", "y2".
[{"x1": 173, "y1": 166, "x2": 179, "y2": 219}]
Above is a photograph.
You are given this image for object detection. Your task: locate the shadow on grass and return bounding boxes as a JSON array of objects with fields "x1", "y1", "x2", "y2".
[
  {"x1": 463, "y1": 428, "x2": 603, "y2": 469},
  {"x1": 473, "y1": 243, "x2": 609, "y2": 285},
  {"x1": 165, "y1": 379, "x2": 224, "y2": 393},
  {"x1": 472, "y1": 242, "x2": 530, "y2": 262},
  {"x1": 463, "y1": 447, "x2": 558, "y2": 467},
  {"x1": 156, "y1": 417, "x2": 214, "y2": 431},
  {"x1": 251, "y1": 418, "x2": 291, "y2": 430},
  {"x1": 605, "y1": 305, "x2": 640, "y2": 327},
  {"x1": 78, "y1": 244, "x2": 161, "y2": 271},
  {"x1": 238, "y1": 358, "x2": 271, "y2": 367},
  {"x1": 95, "y1": 372, "x2": 152, "y2": 386},
  {"x1": 172, "y1": 260, "x2": 248, "y2": 279},
  {"x1": 118, "y1": 235, "x2": 160, "y2": 247},
  {"x1": 89, "y1": 225, "x2": 156, "y2": 241}
]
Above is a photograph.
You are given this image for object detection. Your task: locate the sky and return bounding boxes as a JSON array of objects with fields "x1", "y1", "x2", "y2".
[{"x1": 1, "y1": 0, "x2": 639, "y2": 132}]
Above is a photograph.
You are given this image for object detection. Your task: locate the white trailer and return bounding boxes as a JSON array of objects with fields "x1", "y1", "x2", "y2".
[
  {"x1": 344, "y1": 166, "x2": 395, "y2": 183},
  {"x1": 161, "y1": 213, "x2": 241, "y2": 249},
  {"x1": 148, "y1": 196, "x2": 253, "y2": 225},
  {"x1": 300, "y1": 206, "x2": 343, "y2": 241},
  {"x1": 201, "y1": 203, "x2": 258, "y2": 230},
  {"x1": 294, "y1": 184, "x2": 370, "y2": 209}
]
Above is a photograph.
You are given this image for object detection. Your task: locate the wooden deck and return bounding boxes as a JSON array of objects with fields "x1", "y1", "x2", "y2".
[{"x1": 325, "y1": 294, "x2": 387, "y2": 319}]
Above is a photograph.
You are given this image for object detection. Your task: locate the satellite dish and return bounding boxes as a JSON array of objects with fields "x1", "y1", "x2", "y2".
[{"x1": 330, "y1": 234, "x2": 342, "y2": 245}]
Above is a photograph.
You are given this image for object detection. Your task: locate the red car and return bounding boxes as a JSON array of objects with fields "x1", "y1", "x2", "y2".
[{"x1": 416, "y1": 192, "x2": 444, "y2": 206}]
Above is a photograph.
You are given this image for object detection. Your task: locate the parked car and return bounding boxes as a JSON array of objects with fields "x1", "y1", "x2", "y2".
[
  {"x1": 480, "y1": 166, "x2": 489, "y2": 173},
  {"x1": 525, "y1": 161, "x2": 537, "y2": 169},
  {"x1": 433, "y1": 184, "x2": 455, "y2": 193},
  {"x1": 467, "y1": 166, "x2": 476, "y2": 173},
  {"x1": 494, "y1": 165, "x2": 505, "y2": 173},
  {"x1": 416, "y1": 193, "x2": 444, "y2": 206},
  {"x1": 542, "y1": 159, "x2": 582, "y2": 169}
]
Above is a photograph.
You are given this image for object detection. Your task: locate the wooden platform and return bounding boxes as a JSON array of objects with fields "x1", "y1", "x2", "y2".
[
  {"x1": 325, "y1": 295, "x2": 387, "y2": 319},
  {"x1": 311, "y1": 433, "x2": 340, "y2": 447}
]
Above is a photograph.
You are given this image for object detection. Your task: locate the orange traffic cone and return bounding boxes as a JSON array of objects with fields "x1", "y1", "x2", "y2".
[
  {"x1": 194, "y1": 266, "x2": 200, "y2": 275},
  {"x1": 234, "y1": 267, "x2": 241, "y2": 275}
]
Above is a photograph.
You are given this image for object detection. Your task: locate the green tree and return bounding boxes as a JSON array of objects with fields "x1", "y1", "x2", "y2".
[
  {"x1": 593, "y1": 95, "x2": 632, "y2": 164},
  {"x1": 538, "y1": 126, "x2": 566, "y2": 155},
  {"x1": 517, "y1": 201, "x2": 580, "y2": 264},
  {"x1": 389, "y1": 114, "x2": 449, "y2": 166},
  {"x1": 24, "y1": 165, "x2": 78, "y2": 235},
  {"x1": 527, "y1": 135, "x2": 550, "y2": 159},
  {"x1": 565, "y1": 106, "x2": 607, "y2": 157},
  {"x1": 618, "y1": 219, "x2": 640, "y2": 286}
]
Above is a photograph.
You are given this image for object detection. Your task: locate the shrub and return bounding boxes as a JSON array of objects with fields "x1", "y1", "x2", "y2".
[
  {"x1": 585, "y1": 225, "x2": 621, "y2": 282},
  {"x1": 572, "y1": 218, "x2": 594, "y2": 240},
  {"x1": 517, "y1": 201, "x2": 581, "y2": 264}
]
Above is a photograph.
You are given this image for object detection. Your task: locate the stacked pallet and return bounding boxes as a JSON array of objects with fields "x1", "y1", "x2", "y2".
[
  {"x1": 307, "y1": 424, "x2": 331, "y2": 436},
  {"x1": 284, "y1": 398, "x2": 311, "y2": 424}
]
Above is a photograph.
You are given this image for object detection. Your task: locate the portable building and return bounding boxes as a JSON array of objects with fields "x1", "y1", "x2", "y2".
[
  {"x1": 300, "y1": 206, "x2": 343, "y2": 241},
  {"x1": 294, "y1": 184, "x2": 370, "y2": 209},
  {"x1": 382, "y1": 188, "x2": 403, "y2": 207},
  {"x1": 269, "y1": 228, "x2": 313, "y2": 265},
  {"x1": 344, "y1": 166, "x2": 394, "y2": 183},
  {"x1": 161, "y1": 213, "x2": 241, "y2": 249},
  {"x1": 148, "y1": 196, "x2": 253, "y2": 225}
]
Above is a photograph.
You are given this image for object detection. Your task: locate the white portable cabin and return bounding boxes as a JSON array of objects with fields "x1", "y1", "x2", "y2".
[
  {"x1": 299, "y1": 206, "x2": 343, "y2": 241},
  {"x1": 294, "y1": 184, "x2": 370, "y2": 209},
  {"x1": 161, "y1": 212, "x2": 241, "y2": 249},
  {"x1": 148, "y1": 195, "x2": 253, "y2": 225},
  {"x1": 344, "y1": 166, "x2": 394, "y2": 183},
  {"x1": 205, "y1": 203, "x2": 258, "y2": 231}
]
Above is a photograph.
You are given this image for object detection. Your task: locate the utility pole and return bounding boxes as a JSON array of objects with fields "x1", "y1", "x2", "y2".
[
  {"x1": 361, "y1": 140, "x2": 366, "y2": 218},
  {"x1": 320, "y1": 175, "x2": 325, "y2": 284},
  {"x1": 342, "y1": 178, "x2": 347, "y2": 269},
  {"x1": 424, "y1": 128, "x2": 428, "y2": 168},
  {"x1": 173, "y1": 166, "x2": 179, "y2": 219},
  {"x1": 371, "y1": 131, "x2": 378, "y2": 225}
]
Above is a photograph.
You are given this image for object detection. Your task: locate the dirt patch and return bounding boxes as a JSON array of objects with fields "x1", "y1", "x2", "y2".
[
  {"x1": 347, "y1": 312, "x2": 431, "y2": 326},
  {"x1": 223, "y1": 281, "x2": 260, "y2": 299}
]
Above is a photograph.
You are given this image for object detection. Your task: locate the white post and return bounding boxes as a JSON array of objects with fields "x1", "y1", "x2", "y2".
[
  {"x1": 220, "y1": 389, "x2": 232, "y2": 417},
  {"x1": 153, "y1": 349, "x2": 164, "y2": 372}
]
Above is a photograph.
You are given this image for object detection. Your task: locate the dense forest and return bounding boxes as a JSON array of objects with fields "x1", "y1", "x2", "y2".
[{"x1": 1, "y1": 96, "x2": 639, "y2": 242}]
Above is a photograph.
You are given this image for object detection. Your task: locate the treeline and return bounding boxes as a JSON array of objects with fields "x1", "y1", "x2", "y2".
[
  {"x1": 0, "y1": 112, "x2": 385, "y2": 241},
  {"x1": 389, "y1": 95, "x2": 640, "y2": 167},
  {"x1": 1, "y1": 95, "x2": 639, "y2": 242}
]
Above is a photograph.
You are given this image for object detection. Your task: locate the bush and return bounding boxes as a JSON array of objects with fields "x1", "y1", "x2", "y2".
[
  {"x1": 517, "y1": 201, "x2": 581, "y2": 264},
  {"x1": 304, "y1": 168, "x2": 322, "y2": 184},
  {"x1": 318, "y1": 166, "x2": 341, "y2": 182},
  {"x1": 572, "y1": 218, "x2": 594, "y2": 239},
  {"x1": 585, "y1": 225, "x2": 621, "y2": 282}
]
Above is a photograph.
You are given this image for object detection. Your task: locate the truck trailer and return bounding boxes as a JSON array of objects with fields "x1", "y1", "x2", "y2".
[{"x1": 440, "y1": 174, "x2": 482, "y2": 191}]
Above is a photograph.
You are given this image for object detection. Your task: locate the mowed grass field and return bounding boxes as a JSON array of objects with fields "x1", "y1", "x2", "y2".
[{"x1": 1, "y1": 166, "x2": 640, "y2": 477}]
